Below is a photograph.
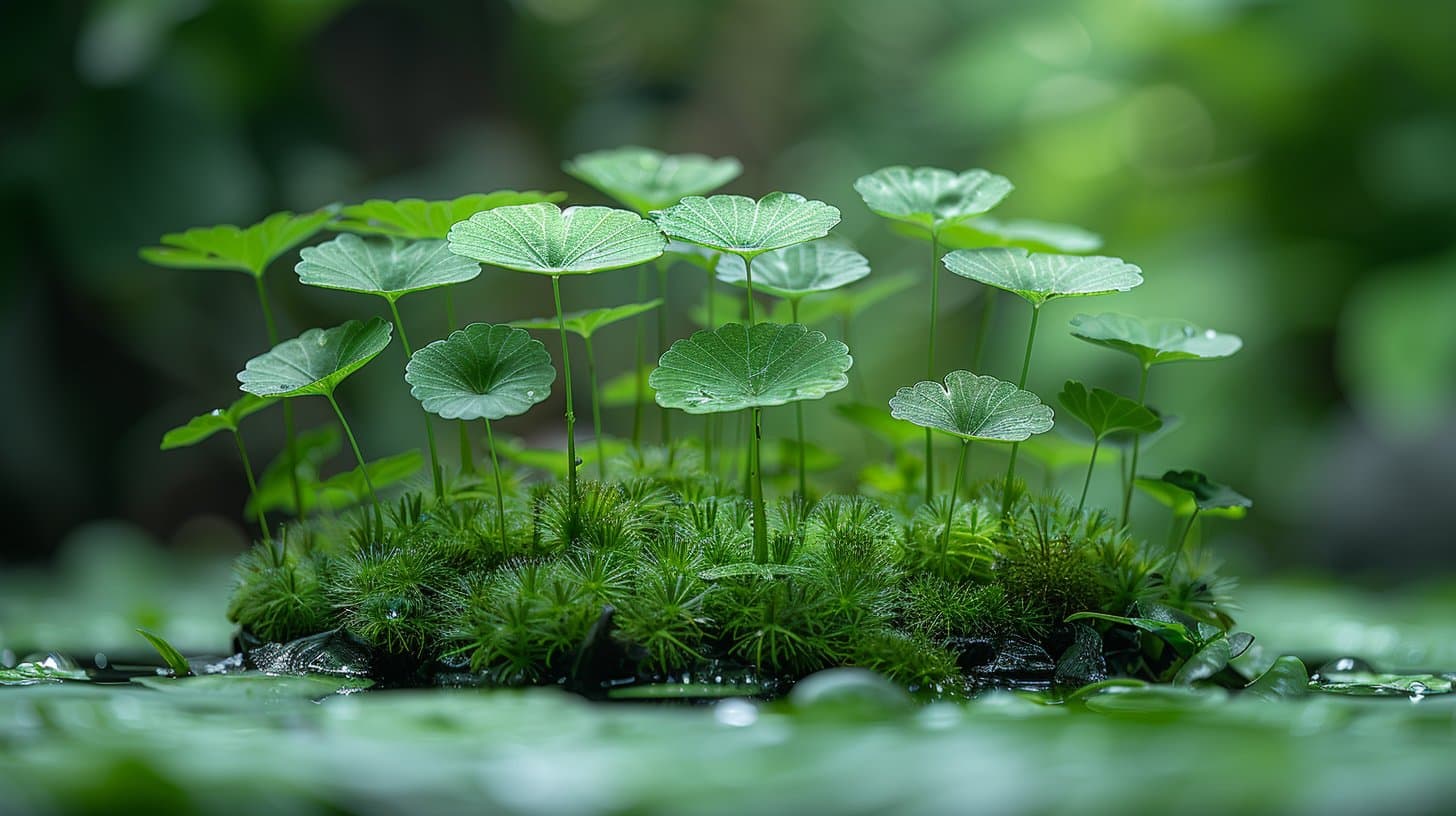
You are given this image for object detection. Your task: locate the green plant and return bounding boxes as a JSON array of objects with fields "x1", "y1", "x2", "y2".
[
  {"x1": 943, "y1": 248, "x2": 1142, "y2": 515},
  {"x1": 448, "y1": 202, "x2": 667, "y2": 510},
  {"x1": 161, "y1": 394, "x2": 279, "y2": 537},
  {"x1": 1056, "y1": 380, "x2": 1162, "y2": 515}
]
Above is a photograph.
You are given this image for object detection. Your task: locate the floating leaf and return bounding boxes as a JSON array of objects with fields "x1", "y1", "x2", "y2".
[
  {"x1": 1069, "y1": 313, "x2": 1243, "y2": 366},
  {"x1": 1057, "y1": 380, "x2": 1162, "y2": 441},
  {"x1": 510, "y1": 299, "x2": 662, "y2": 339},
  {"x1": 889, "y1": 371, "x2": 1054, "y2": 443},
  {"x1": 716, "y1": 240, "x2": 870, "y2": 300},
  {"x1": 1159, "y1": 469, "x2": 1253, "y2": 512},
  {"x1": 136, "y1": 628, "x2": 192, "y2": 677},
  {"x1": 651, "y1": 193, "x2": 841, "y2": 258},
  {"x1": 942, "y1": 248, "x2": 1143, "y2": 306},
  {"x1": 564, "y1": 146, "x2": 742, "y2": 214},
  {"x1": 1243, "y1": 656, "x2": 1309, "y2": 700},
  {"x1": 929, "y1": 216, "x2": 1103, "y2": 253},
  {"x1": 237, "y1": 318, "x2": 393, "y2": 398},
  {"x1": 405, "y1": 323, "x2": 555, "y2": 421},
  {"x1": 140, "y1": 207, "x2": 337, "y2": 277},
  {"x1": 650, "y1": 323, "x2": 852, "y2": 414},
  {"x1": 853, "y1": 166, "x2": 1012, "y2": 232},
  {"x1": 295, "y1": 234, "x2": 480, "y2": 303},
  {"x1": 160, "y1": 394, "x2": 278, "y2": 450},
  {"x1": 1312, "y1": 670, "x2": 1452, "y2": 697},
  {"x1": 447, "y1": 203, "x2": 665, "y2": 275},
  {"x1": 332, "y1": 191, "x2": 566, "y2": 239}
]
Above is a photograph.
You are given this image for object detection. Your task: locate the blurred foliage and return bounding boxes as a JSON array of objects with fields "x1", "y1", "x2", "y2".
[{"x1": 2, "y1": 0, "x2": 1455, "y2": 572}]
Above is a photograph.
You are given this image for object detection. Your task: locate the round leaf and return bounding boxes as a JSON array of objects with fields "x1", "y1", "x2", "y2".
[
  {"x1": 447, "y1": 203, "x2": 665, "y2": 276},
  {"x1": 237, "y1": 317, "x2": 393, "y2": 398},
  {"x1": 1159, "y1": 469, "x2": 1253, "y2": 512},
  {"x1": 160, "y1": 394, "x2": 279, "y2": 450},
  {"x1": 140, "y1": 208, "x2": 338, "y2": 278},
  {"x1": 332, "y1": 191, "x2": 566, "y2": 240},
  {"x1": 651, "y1": 193, "x2": 841, "y2": 259},
  {"x1": 564, "y1": 147, "x2": 742, "y2": 214},
  {"x1": 650, "y1": 322, "x2": 852, "y2": 414},
  {"x1": 853, "y1": 166, "x2": 1013, "y2": 232},
  {"x1": 1057, "y1": 380, "x2": 1162, "y2": 441},
  {"x1": 943, "y1": 247, "x2": 1143, "y2": 306},
  {"x1": 296, "y1": 235, "x2": 481, "y2": 302},
  {"x1": 889, "y1": 371, "x2": 1054, "y2": 443},
  {"x1": 510, "y1": 299, "x2": 662, "y2": 340},
  {"x1": 716, "y1": 240, "x2": 870, "y2": 300},
  {"x1": 1069, "y1": 313, "x2": 1243, "y2": 367},
  {"x1": 404, "y1": 323, "x2": 555, "y2": 421}
]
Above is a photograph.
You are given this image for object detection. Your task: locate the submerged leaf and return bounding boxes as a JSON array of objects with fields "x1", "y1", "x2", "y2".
[
  {"x1": 651, "y1": 193, "x2": 840, "y2": 258},
  {"x1": 650, "y1": 322, "x2": 852, "y2": 414},
  {"x1": 943, "y1": 247, "x2": 1142, "y2": 306},
  {"x1": 140, "y1": 207, "x2": 337, "y2": 277},
  {"x1": 716, "y1": 240, "x2": 871, "y2": 300},
  {"x1": 564, "y1": 146, "x2": 742, "y2": 214},
  {"x1": 405, "y1": 323, "x2": 555, "y2": 421},
  {"x1": 448, "y1": 203, "x2": 665, "y2": 275},
  {"x1": 160, "y1": 394, "x2": 278, "y2": 450},
  {"x1": 332, "y1": 191, "x2": 565, "y2": 240},
  {"x1": 237, "y1": 317, "x2": 393, "y2": 398},
  {"x1": 1057, "y1": 380, "x2": 1161, "y2": 441},
  {"x1": 889, "y1": 371, "x2": 1054, "y2": 443},
  {"x1": 1159, "y1": 470, "x2": 1253, "y2": 512},
  {"x1": 854, "y1": 166, "x2": 1013, "y2": 232},
  {"x1": 296, "y1": 234, "x2": 480, "y2": 302},
  {"x1": 510, "y1": 299, "x2": 662, "y2": 339},
  {"x1": 1069, "y1": 313, "x2": 1243, "y2": 366}
]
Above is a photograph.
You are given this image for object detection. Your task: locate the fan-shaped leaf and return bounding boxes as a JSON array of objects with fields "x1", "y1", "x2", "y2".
[
  {"x1": 1159, "y1": 469, "x2": 1253, "y2": 512},
  {"x1": 1069, "y1": 313, "x2": 1243, "y2": 366},
  {"x1": 651, "y1": 193, "x2": 841, "y2": 258},
  {"x1": 1106, "y1": 407, "x2": 1180, "y2": 451},
  {"x1": 1057, "y1": 380, "x2": 1162, "y2": 441},
  {"x1": 889, "y1": 370, "x2": 1054, "y2": 443},
  {"x1": 716, "y1": 240, "x2": 870, "y2": 300},
  {"x1": 295, "y1": 235, "x2": 480, "y2": 302},
  {"x1": 854, "y1": 166, "x2": 1013, "y2": 232},
  {"x1": 943, "y1": 247, "x2": 1142, "y2": 306},
  {"x1": 140, "y1": 208, "x2": 338, "y2": 278},
  {"x1": 931, "y1": 216, "x2": 1103, "y2": 253},
  {"x1": 237, "y1": 318, "x2": 393, "y2": 398},
  {"x1": 332, "y1": 191, "x2": 565, "y2": 239},
  {"x1": 447, "y1": 203, "x2": 665, "y2": 275},
  {"x1": 404, "y1": 323, "x2": 555, "y2": 421},
  {"x1": 564, "y1": 147, "x2": 742, "y2": 214},
  {"x1": 510, "y1": 299, "x2": 663, "y2": 339},
  {"x1": 160, "y1": 394, "x2": 278, "y2": 450},
  {"x1": 650, "y1": 323, "x2": 852, "y2": 414}
]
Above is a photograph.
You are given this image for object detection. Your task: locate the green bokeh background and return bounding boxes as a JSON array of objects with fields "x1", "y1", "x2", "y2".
[{"x1": 3, "y1": 0, "x2": 1454, "y2": 576}]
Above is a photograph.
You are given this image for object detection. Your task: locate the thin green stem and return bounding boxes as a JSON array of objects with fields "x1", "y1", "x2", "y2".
[
  {"x1": 632, "y1": 266, "x2": 647, "y2": 447},
  {"x1": 483, "y1": 418, "x2": 506, "y2": 547},
  {"x1": 253, "y1": 274, "x2": 303, "y2": 518},
  {"x1": 657, "y1": 257, "x2": 671, "y2": 445},
  {"x1": 742, "y1": 253, "x2": 757, "y2": 501},
  {"x1": 924, "y1": 231, "x2": 939, "y2": 505},
  {"x1": 388, "y1": 300, "x2": 443, "y2": 499},
  {"x1": 703, "y1": 261, "x2": 717, "y2": 470},
  {"x1": 233, "y1": 429, "x2": 267, "y2": 540},
  {"x1": 1120, "y1": 364, "x2": 1152, "y2": 527},
  {"x1": 1176, "y1": 508, "x2": 1202, "y2": 554},
  {"x1": 743, "y1": 253, "x2": 757, "y2": 326},
  {"x1": 943, "y1": 440, "x2": 970, "y2": 554},
  {"x1": 750, "y1": 406, "x2": 767, "y2": 563},
  {"x1": 1001, "y1": 304, "x2": 1042, "y2": 517},
  {"x1": 790, "y1": 297, "x2": 807, "y2": 498},
  {"x1": 1077, "y1": 437, "x2": 1102, "y2": 517},
  {"x1": 585, "y1": 334, "x2": 606, "y2": 480},
  {"x1": 325, "y1": 392, "x2": 382, "y2": 532},
  {"x1": 552, "y1": 275, "x2": 578, "y2": 507},
  {"x1": 444, "y1": 293, "x2": 475, "y2": 475}
]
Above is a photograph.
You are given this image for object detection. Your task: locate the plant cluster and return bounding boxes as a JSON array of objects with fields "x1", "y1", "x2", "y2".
[{"x1": 148, "y1": 148, "x2": 1254, "y2": 694}]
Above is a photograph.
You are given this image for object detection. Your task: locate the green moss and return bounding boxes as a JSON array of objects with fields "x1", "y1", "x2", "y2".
[{"x1": 226, "y1": 539, "x2": 333, "y2": 644}]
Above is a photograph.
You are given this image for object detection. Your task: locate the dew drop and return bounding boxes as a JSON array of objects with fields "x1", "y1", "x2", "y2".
[
  {"x1": 1203, "y1": 329, "x2": 1217, "y2": 339},
  {"x1": 316, "y1": 334, "x2": 328, "y2": 346},
  {"x1": 526, "y1": 390, "x2": 535, "y2": 398}
]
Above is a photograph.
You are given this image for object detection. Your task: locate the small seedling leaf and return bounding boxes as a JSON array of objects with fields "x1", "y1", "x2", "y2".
[
  {"x1": 1069, "y1": 312, "x2": 1243, "y2": 366},
  {"x1": 140, "y1": 208, "x2": 338, "y2": 278},
  {"x1": 314, "y1": 450, "x2": 422, "y2": 507},
  {"x1": 854, "y1": 166, "x2": 1012, "y2": 232},
  {"x1": 716, "y1": 240, "x2": 870, "y2": 300},
  {"x1": 1159, "y1": 469, "x2": 1253, "y2": 512},
  {"x1": 405, "y1": 323, "x2": 555, "y2": 421},
  {"x1": 651, "y1": 193, "x2": 840, "y2": 258},
  {"x1": 1133, "y1": 476, "x2": 1247, "y2": 519},
  {"x1": 650, "y1": 322, "x2": 852, "y2": 414},
  {"x1": 238, "y1": 317, "x2": 393, "y2": 398},
  {"x1": 447, "y1": 203, "x2": 665, "y2": 275},
  {"x1": 136, "y1": 628, "x2": 192, "y2": 677},
  {"x1": 160, "y1": 394, "x2": 278, "y2": 450},
  {"x1": 1173, "y1": 636, "x2": 1232, "y2": 686},
  {"x1": 332, "y1": 191, "x2": 566, "y2": 239},
  {"x1": 1057, "y1": 380, "x2": 1161, "y2": 441},
  {"x1": 295, "y1": 235, "x2": 480, "y2": 301},
  {"x1": 564, "y1": 147, "x2": 742, "y2": 214},
  {"x1": 889, "y1": 371, "x2": 1054, "y2": 443},
  {"x1": 943, "y1": 247, "x2": 1142, "y2": 306},
  {"x1": 510, "y1": 299, "x2": 662, "y2": 339}
]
